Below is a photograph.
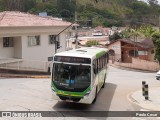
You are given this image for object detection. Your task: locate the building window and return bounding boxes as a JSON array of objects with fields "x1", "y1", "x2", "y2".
[
  {"x1": 109, "y1": 49, "x2": 115, "y2": 56},
  {"x1": 28, "y1": 36, "x2": 40, "y2": 46},
  {"x1": 3, "y1": 37, "x2": 14, "y2": 47},
  {"x1": 138, "y1": 51, "x2": 148, "y2": 55},
  {"x1": 49, "y1": 35, "x2": 56, "y2": 44},
  {"x1": 48, "y1": 56, "x2": 53, "y2": 61},
  {"x1": 129, "y1": 50, "x2": 138, "y2": 57},
  {"x1": 151, "y1": 50, "x2": 154, "y2": 54}
]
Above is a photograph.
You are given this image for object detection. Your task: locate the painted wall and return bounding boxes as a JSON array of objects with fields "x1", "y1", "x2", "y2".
[
  {"x1": 114, "y1": 58, "x2": 160, "y2": 72},
  {"x1": 0, "y1": 26, "x2": 70, "y2": 61},
  {"x1": 21, "y1": 32, "x2": 66, "y2": 61},
  {"x1": 108, "y1": 41, "x2": 121, "y2": 61},
  {"x1": 0, "y1": 37, "x2": 14, "y2": 58},
  {"x1": 57, "y1": 32, "x2": 67, "y2": 53},
  {"x1": 148, "y1": 48, "x2": 155, "y2": 61}
]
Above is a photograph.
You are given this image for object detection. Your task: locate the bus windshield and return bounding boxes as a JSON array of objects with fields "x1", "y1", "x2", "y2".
[{"x1": 52, "y1": 63, "x2": 91, "y2": 92}]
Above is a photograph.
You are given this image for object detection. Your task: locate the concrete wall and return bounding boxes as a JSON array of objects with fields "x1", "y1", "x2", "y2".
[
  {"x1": 0, "y1": 37, "x2": 14, "y2": 58},
  {"x1": 0, "y1": 60, "x2": 48, "y2": 72},
  {"x1": 114, "y1": 58, "x2": 160, "y2": 71}
]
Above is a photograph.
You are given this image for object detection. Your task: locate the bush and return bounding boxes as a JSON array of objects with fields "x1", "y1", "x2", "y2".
[
  {"x1": 109, "y1": 32, "x2": 123, "y2": 42},
  {"x1": 85, "y1": 40, "x2": 99, "y2": 47},
  {"x1": 152, "y1": 32, "x2": 160, "y2": 64}
]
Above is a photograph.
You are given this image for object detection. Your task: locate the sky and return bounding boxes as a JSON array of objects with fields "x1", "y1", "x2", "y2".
[{"x1": 140, "y1": 0, "x2": 160, "y2": 4}]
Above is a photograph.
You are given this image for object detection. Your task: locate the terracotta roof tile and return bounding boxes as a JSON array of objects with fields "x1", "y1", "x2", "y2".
[
  {"x1": 141, "y1": 38, "x2": 154, "y2": 49},
  {"x1": 0, "y1": 11, "x2": 71, "y2": 27},
  {"x1": 109, "y1": 39, "x2": 154, "y2": 49}
]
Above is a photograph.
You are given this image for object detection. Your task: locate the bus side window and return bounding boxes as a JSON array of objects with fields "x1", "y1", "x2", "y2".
[
  {"x1": 96, "y1": 59, "x2": 98, "y2": 73},
  {"x1": 97, "y1": 58, "x2": 100, "y2": 72},
  {"x1": 99, "y1": 57, "x2": 101, "y2": 70},
  {"x1": 94, "y1": 59, "x2": 98, "y2": 74},
  {"x1": 103, "y1": 55, "x2": 105, "y2": 68},
  {"x1": 100, "y1": 56, "x2": 103, "y2": 70},
  {"x1": 102, "y1": 56, "x2": 104, "y2": 69},
  {"x1": 93, "y1": 60, "x2": 96, "y2": 74}
]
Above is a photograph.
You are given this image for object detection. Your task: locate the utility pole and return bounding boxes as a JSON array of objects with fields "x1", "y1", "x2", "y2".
[
  {"x1": 159, "y1": 15, "x2": 160, "y2": 31},
  {"x1": 75, "y1": 0, "x2": 78, "y2": 49},
  {"x1": 134, "y1": 35, "x2": 136, "y2": 57},
  {"x1": 133, "y1": 25, "x2": 136, "y2": 57},
  {"x1": 54, "y1": 22, "x2": 74, "y2": 53}
]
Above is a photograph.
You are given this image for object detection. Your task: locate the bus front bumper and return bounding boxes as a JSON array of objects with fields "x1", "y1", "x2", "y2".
[{"x1": 52, "y1": 91, "x2": 93, "y2": 104}]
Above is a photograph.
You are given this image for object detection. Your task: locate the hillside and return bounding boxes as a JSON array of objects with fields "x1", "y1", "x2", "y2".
[{"x1": 0, "y1": 0, "x2": 159, "y2": 27}]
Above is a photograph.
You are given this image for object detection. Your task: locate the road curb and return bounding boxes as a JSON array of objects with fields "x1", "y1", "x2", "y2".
[
  {"x1": 127, "y1": 90, "x2": 160, "y2": 111},
  {"x1": 127, "y1": 91, "x2": 153, "y2": 111},
  {"x1": 0, "y1": 74, "x2": 50, "y2": 78},
  {"x1": 127, "y1": 92, "x2": 141, "y2": 107},
  {"x1": 30, "y1": 76, "x2": 50, "y2": 78}
]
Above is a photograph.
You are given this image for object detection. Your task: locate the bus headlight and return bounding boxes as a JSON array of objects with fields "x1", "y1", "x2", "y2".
[{"x1": 84, "y1": 91, "x2": 91, "y2": 96}]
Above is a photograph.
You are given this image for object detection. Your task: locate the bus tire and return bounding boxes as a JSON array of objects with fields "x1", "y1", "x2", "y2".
[
  {"x1": 102, "y1": 74, "x2": 106, "y2": 88},
  {"x1": 92, "y1": 87, "x2": 97, "y2": 104}
]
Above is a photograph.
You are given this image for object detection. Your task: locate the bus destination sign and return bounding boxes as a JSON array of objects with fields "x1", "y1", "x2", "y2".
[{"x1": 54, "y1": 56, "x2": 91, "y2": 64}]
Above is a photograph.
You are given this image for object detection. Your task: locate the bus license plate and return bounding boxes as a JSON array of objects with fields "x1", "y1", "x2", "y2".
[{"x1": 66, "y1": 99, "x2": 73, "y2": 102}]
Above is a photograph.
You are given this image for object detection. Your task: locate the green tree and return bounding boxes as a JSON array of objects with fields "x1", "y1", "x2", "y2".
[
  {"x1": 121, "y1": 29, "x2": 132, "y2": 38},
  {"x1": 23, "y1": 0, "x2": 36, "y2": 12},
  {"x1": 3, "y1": 0, "x2": 26, "y2": 11},
  {"x1": 124, "y1": 28, "x2": 143, "y2": 38},
  {"x1": 0, "y1": 0, "x2": 160, "y2": 27},
  {"x1": 121, "y1": 28, "x2": 144, "y2": 57},
  {"x1": 85, "y1": 40, "x2": 99, "y2": 47},
  {"x1": 57, "y1": 0, "x2": 75, "y2": 18},
  {"x1": 148, "y1": 0, "x2": 158, "y2": 6},
  {"x1": 109, "y1": 32, "x2": 123, "y2": 42},
  {"x1": 0, "y1": 0, "x2": 5, "y2": 11},
  {"x1": 151, "y1": 32, "x2": 160, "y2": 63},
  {"x1": 137, "y1": 25, "x2": 156, "y2": 38}
]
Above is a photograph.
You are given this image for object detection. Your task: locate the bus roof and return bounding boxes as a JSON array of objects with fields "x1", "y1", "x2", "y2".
[{"x1": 55, "y1": 47, "x2": 108, "y2": 59}]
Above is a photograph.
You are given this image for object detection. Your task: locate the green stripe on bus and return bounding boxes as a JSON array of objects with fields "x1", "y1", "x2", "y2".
[
  {"x1": 51, "y1": 83, "x2": 90, "y2": 97},
  {"x1": 96, "y1": 51, "x2": 106, "y2": 58}
]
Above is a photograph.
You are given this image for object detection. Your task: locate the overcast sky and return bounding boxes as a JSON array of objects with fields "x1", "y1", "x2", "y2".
[{"x1": 140, "y1": 0, "x2": 160, "y2": 4}]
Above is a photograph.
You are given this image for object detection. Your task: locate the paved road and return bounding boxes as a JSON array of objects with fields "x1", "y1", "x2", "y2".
[{"x1": 0, "y1": 66, "x2": 159, "y2": 120}]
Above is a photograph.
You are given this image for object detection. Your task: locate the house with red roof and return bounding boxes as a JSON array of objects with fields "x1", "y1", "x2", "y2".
[
  {"x1": 107, "y1": 38, "x2": 155, "y2": 63},
  {"x1": 0, "y1": 11, "x2": 71, "y2": 72},
  {"x1": 107, "y1": 38, "x2": 160, "y2": 71}
]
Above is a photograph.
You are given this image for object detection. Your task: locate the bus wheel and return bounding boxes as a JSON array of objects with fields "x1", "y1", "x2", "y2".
[
  {"x1": 102, "y1": 74, "x2": 106, "y2": 88},
  {"x1": 92, "y1": 87, "x2": 97, "y2": 104}
]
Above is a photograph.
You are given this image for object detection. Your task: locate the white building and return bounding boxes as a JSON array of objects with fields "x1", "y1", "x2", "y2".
[{"x1": 0, "y1": 11, "x2": 71, "y2": 72}]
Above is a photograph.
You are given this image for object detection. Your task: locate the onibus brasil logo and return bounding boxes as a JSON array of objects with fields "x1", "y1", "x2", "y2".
[{"x1": 2, "y1": 112, "x2": 42, "y2": 118}]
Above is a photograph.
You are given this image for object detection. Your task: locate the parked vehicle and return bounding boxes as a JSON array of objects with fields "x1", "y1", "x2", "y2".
[
  {"x1": 156, "y1": 70, "x2": 160, "y2": 80},
  {"x1": 92, "y1": 30, "x2": 103, "y2": 36}
]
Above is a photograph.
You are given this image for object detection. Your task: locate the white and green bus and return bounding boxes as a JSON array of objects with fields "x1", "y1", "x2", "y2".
[{"x1": 51, "y1": 47, "x2": 109, "y2": 104}]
